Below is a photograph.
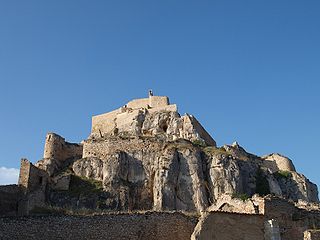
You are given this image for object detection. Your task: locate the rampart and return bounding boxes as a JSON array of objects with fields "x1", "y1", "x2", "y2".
[{"x1": 0, "y1": 212, "x2": 197, "y2": 240}]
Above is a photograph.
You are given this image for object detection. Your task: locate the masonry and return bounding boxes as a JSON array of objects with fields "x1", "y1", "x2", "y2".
[
  {"x1": 0, "y1": 185, "x2": 21, "y2": 216},
  {"x1": 0, "y1": 212, "x2": 197, "y2": 240}
]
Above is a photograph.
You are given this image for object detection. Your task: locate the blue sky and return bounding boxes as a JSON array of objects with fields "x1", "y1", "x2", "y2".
[{"x1": 0, "y1": 1, "x2": 319, "y2": 187}]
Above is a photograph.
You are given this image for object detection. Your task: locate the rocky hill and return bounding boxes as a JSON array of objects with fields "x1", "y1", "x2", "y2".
[{"x1": 3, "y1": 93, "x2": 319, "y2": 215}]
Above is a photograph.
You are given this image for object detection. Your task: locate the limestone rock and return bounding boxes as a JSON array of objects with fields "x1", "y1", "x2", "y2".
[
  {"x1": 90, "y1": 95, "x2": 216, "y2": 147},
  {"x1": 51, "y1": 174, "x2": 71, "y2": 191},
  {"x1": 18, "y1": 94, "x2": 319, "y2": 215},
  {"x1": 73, "y1": 157, "x2": 104, "y2": 181},
  {"x1": 277, "y1": 171, "x2": 318, "y2": 202}
]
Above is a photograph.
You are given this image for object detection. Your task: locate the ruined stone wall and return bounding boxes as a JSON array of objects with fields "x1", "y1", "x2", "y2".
[
  {"x1": 17, "y1": 159, "x2": 48, "y2": 215},
  {"x1": 0, "y1": 185, "x2": 21, "y2": 216},
  {"x1": 262, "y1": 154, "x2": 296, "y2": 173},
  {"x1": 43, "y1": 133, "x2": 83, "y2": 161},
  {"x1": 18, "y1": 159, "x2": 47, "y2": 193},
  {"x1": 91, "y1": 97, "x2": 176, "y2": 138},
  {"x1": 0, "y1": 212, "x2": 197, "y2": 240},
  {"x1": 264, "y1": 197, "x2": 320, "y2": 240},
  {"x1": 83, "y1": 137, "x2": 164, "y2": 159},
  {"x1": 191, "y1": 212, "x2": 265, "y2": 240},
  {"x1": 18, "y1": 158, "x2": 31, "y2": 192}
]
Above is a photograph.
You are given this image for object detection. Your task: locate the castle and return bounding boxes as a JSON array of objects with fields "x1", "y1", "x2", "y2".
[{"x1": 1, "y1": 93, "x2": 320, "y2": 240}]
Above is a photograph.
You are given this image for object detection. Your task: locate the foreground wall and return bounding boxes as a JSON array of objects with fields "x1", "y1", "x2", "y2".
[
  {"x1": 0, "y1": 212, "x2": 197, "y2": 240},
  {"x1": 191, "y1": 212, "x2": 265, "y2": 240},
  {"x1": 0, "y1": 185, "x2": 21, "y2": 216}
]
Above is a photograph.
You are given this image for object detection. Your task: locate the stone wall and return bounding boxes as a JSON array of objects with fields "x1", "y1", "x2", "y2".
[
  {"x1": 127, "y1": 98, "x2": 150, "y2": 109},
  {"x1": 149, "y1": 96, "x2": 169, "y2": 108},
  {"x1": 92, "y1": 109, "x2": 120, "y2": 136},
  {"x1": 262, "y1": 153, "x2": 296, "y2": 173},
  {"x1": 17, "y1": 159, "x2": 48, "y2": 215},
  {"x1": 126, "y1": 96, "x2": 169, "y2": 109},
  {"x1": 264, "y1": 197, "x2": 320, "y2": 240},
  {"x1": 91, "y1": 97, "x2": 176, "y2": 138},
  {"x1": 191, "y1": 211, "x2": 265, "y2": 240},
  {"x1": 43, "y1": 133, "x2": 83, "y2": 161},
  {"x1": 0, "y1": 185, "x2": 21, "y2": 216},
  {"x1": 0, "y1": 212, "x2": 197, "y2": 240},
  {"x1": 83, "y1": 137, "x2": 164, "y2": 159},
  {"x1": 18, "y1": 159, "x2": 47, "y2": 193}
]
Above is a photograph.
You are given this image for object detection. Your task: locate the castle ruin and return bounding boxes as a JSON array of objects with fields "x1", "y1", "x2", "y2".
[{"x1": 1, "y1": 92, "x2": 320, "y2": 240}]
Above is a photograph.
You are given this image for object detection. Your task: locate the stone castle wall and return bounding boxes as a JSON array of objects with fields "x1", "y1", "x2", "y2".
[
  {"x1": 91, "y1": 109, "x2": 120, "y2": 136},
  {"x1": 90, "y1": 95, "x2": 177, "y2": 138},
  {"x1": 191, "y1": 212, "x2": 265, "y2": 240},
  {"x1": 262, "y1": 153, "x2": 296, "y2": 173},
  {"x1": 126, "y1": 96, "x2": 169, "y2": 109},
  {"x1": 18, "y1": 159, "x2": 47, "y2": 193},
  {"x1": 43, "y1": 133, "x2": 83, "y2": 161},
  {"x1": 0, "y1": 185, "x2": 21, "y2": 216},
  {"x1": 17, "y1": 159, "x2": 49, "y2": 215},
  {"x1": 263, "y1": 197, "x2": 320, "y2": 240},
  {"x1": 83, "y1": 137, "x2": 164, "y2": 159},
  {"x1": 0, "y1": 212, "x2": 197, "y2": 240}
]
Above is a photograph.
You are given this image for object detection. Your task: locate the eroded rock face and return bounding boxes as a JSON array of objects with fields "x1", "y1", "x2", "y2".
[
  {"x1": 45, "y1": 137, "x2": 318, "y2": 212},
  {"x1": 70, "y1": 140, "x2": 209, "y2": 212},
  {"x1": 30, "y1": 95, "x2": 318, "y2": 213},
  {"x1": 90, "y1": 110, "x2": 216, "y2": 147}
]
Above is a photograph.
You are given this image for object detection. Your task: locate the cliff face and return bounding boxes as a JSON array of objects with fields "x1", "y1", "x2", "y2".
[{"x1": 19, "y1": 95, "x2": 319, "y2": 213}]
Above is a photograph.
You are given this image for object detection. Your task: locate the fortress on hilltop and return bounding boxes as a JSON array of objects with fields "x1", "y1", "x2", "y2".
[{"x1": 1, "y1": 91, "x2": 320, "y2": 240}]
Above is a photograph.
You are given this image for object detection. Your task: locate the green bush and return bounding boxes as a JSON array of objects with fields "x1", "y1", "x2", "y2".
[
  {"x1": 203, "y1": 146, "x2": 229, "y2": 156},
  {"x1": 69, "y1": 175, "x2": 103, "y2": 196},
  {"x1": 192, "y1": 139, "x2": 207, "y2": 148},
  {"x1": 274, "y1": 170, "x2": 292, "y2": 179}
]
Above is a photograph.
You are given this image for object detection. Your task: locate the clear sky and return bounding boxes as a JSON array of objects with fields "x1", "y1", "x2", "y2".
[{"x1": 0, "y1": 1, "x2": 319, "y2": 187}]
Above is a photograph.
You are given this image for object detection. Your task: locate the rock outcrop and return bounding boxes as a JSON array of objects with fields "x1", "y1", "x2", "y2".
[{"x1": 12, "y1": 93, "x2": 319, "y2": 215}]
